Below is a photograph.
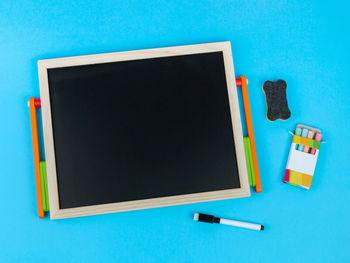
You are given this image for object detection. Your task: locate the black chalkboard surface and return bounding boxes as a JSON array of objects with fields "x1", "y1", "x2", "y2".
[{"x1": 39, "y1": 42, "x2": 249, "y2": 219}]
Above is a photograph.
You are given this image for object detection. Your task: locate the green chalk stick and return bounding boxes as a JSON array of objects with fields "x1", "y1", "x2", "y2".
[
  {"x1": 40, "y1": 162, "x2": 47, "y2": 212},
  {"x1": 40, "y1": 161, "x2": 49, "y2": 212},
  {"x1": 243, "y1": 137, "x2": 253, "y2": 187},
  {"x1": 245, "y1": 138, "x2": 252, "y2": 186},
  {"x1": 295, "y1": 127, "x2": 302, "y2": 149},
  {"x1": 43, "y1": 162, "x2": 49, "y2": 212},
  {"x1": 39, "y1": 162, "x2": 47, "y2": 212},
  {"x1": 246, "y1": 138, "x2": 256, "y2": 187}
]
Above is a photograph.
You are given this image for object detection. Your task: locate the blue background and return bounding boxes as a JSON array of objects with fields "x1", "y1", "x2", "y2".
[{"x1": 1, "y1": 0, "x2": 349, "y2": 262}]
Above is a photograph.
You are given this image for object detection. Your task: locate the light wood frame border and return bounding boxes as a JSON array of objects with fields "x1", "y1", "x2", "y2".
[{"x1": 38, "y1": 41, "x2": 250, "y2": 219}]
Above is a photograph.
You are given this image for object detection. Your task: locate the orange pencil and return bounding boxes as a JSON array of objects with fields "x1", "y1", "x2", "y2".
[
  {"x1": 239, "y1": 76, "x2": 262, "y2": 193},
  {"x1": 29, "y1": 97, "x2": 44, "y2": 218}
]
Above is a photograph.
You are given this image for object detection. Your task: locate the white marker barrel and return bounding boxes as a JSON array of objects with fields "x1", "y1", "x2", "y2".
[{"x1": 220, "y1": 218, "x2": 262, "y2": 231}]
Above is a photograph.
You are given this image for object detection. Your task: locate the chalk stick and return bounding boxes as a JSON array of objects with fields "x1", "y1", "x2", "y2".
[
  {"x1": 39, "y1": 162, "x2": 47, "y2": 212},
  {"x1": 295, "y1": 128, "x2": 302, "y2": 149},
  {"x1": 298, "y1": 128, "x2": 308, "y2": 151},
  {"x1": 310, "y1": 133, "x2": 322, "y2": 155},
  {"x1": 303, "y1": 130, "x2": 315, "y2": 153},
  {"x1": 247, "y1": 138, "x2": 255, "y2": 187},
  {"x1": 43, "y1": 162, "x2": 49, "y2": 212},
  {"x1": 244, "y1": 137, "x2": 253, "y2": 187},
  {"x1": 40, "y1": 161, "x2": 49, "y2": 212}
]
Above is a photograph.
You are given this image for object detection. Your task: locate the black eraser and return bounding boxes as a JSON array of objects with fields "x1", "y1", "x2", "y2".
[{"x1": 262, "y1": 80, "x2": 291, "y2": 121}]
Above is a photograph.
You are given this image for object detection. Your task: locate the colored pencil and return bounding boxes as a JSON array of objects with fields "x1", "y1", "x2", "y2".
[
  {"x1": 240, "y1": 76, "x2": 262, "y2": 193},
  {"x1": 29, "y1": 98, "x2": 44, "y2": 218}
]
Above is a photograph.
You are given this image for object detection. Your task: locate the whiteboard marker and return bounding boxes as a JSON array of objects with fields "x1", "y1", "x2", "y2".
[{"x1": 193, "y1": 213, "x2": 264, "y2": 231}]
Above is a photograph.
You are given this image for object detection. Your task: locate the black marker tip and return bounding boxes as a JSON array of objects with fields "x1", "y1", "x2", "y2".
[{"x1": 260, "y1": 225, "x2": 264, "y2": 230}]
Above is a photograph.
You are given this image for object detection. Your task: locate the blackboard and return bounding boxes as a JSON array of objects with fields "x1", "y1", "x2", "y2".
[{"x1": 38, "y1": 42, "x2": 250, "y2": 219}]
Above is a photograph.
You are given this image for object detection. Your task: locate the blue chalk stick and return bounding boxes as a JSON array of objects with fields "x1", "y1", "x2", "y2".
[{"x1": 298, "y1": 128, "x2": 309, "y2": 151}]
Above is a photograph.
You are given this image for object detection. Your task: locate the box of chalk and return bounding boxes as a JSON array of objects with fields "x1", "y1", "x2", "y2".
[{"x1": 283, "y1": 124, "x2": 324, "y2": 190}]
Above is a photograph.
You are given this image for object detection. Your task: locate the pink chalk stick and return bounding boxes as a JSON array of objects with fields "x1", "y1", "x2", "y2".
[{"x1": 310, "y1": 133, "x2": 322, "y2": 155}]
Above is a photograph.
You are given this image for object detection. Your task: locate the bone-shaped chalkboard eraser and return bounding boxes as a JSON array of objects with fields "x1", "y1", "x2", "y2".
[{"x1": 262, "y1": 80, "x2": 291, "y2": 121}]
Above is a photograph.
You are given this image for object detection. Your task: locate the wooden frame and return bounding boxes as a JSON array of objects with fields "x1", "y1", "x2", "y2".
[{"x1": 38, "y1": 41, "x2": 250, "y2": 219}]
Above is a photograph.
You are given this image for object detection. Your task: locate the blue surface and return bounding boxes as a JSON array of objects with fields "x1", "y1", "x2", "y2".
[{"x1": 1, "y1": 1, "x2": 350, "y2": 262}]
